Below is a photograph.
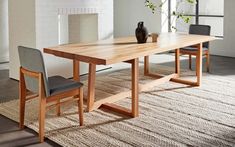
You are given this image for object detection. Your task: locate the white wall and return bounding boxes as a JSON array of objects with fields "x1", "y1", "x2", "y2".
[
  {"x1": 9, "y1": 0, "x2": 113, "y2": 80},
  {"x1": 114, "y1": 0, "x2": 161, "y2": 37},
  {"x1": 8, "y1": 0, "x2": 36, "y2": 79},
  {"x1": 0, "y1": 0, "x2": 9, "y2": 62},
  {"x1": 210, "y1": 0, "x2": 235, "y2": 57}
]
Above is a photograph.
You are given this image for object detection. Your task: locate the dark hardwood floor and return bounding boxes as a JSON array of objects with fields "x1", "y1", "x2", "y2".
[{"x1": 0, "y1": 115, "x2": 61, "y2": 147}]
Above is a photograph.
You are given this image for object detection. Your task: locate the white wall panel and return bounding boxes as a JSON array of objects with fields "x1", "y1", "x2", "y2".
[
  {"x1": 0, "y1": 0, "x2": 9, "y2": 62},
  {"x1": 114, "y1": 0, "x2": 161, "y2": 37},
  {"x1": 9, "y1": 0, "x2": 36, "y2": 79}
]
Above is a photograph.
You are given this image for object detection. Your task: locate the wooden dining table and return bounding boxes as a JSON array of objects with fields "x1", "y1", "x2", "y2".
[{"x1": 44, "y1": 33, "x2": 215, "y2": 118}]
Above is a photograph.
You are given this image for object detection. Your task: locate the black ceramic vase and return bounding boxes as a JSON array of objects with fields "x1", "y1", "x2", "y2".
[{"x1": 135, "y1": 21, "x2": 148, "y2": 44}]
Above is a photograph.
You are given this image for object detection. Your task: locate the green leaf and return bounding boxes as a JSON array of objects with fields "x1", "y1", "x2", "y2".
[
  {"x1": 144, "y1": 0, "x2": 195, "y2": 31},
  {"x1": 186, "y1": 0, "x2": 197, "y2": 4},
  {"x1": 145, "y1": 0, "x2": 157, "y2": 14}
]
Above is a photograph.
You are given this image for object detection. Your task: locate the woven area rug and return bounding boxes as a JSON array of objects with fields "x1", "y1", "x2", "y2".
[{"x1": 1, "y1": 65, "x2": 235, "y2": 147}]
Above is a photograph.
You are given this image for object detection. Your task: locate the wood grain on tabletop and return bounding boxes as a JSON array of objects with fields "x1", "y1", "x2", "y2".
[{"x1": 44, "y1": 33, "x2": 215, "y2": 65}]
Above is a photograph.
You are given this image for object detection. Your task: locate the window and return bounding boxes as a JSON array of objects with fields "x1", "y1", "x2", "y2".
[{"x1": 170, "y1": 0, "x2": 224, "y2": 38}]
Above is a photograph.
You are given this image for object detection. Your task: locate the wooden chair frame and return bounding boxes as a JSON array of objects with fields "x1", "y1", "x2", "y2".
[
  {"x1": 180, "y1": 48, "x2": 210, "y2": 72},
  {"x1": 19, "y1": 67, "x2": 84, "y2": 143}
]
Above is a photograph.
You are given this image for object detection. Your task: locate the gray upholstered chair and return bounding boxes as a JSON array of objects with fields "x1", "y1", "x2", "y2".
[
  {"x1": 180, "y1": 24, "x2": 211, "y2": 72},
  {"x1": 18, "y1": 46, "x2": 84, "y2": 142}
]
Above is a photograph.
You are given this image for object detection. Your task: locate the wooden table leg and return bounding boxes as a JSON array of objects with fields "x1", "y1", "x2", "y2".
[
  {"x1": 144, "y1": 56, "x2": 149, "y2": 75},
  {"x1": 131, "y1": 58, "x2": 139, "y2": 117},
  {"x1": 100, "y1": 58, "x2": 139, "y2": 118},
  {"x1": 171, "y1": 45, "x2": 203, "y2": 87},
  {"x1": 196, "y1": 43, "x2": 203, "y2": 86},
  {"x1": 87, "y1": 63, "x2": 96, "y2": 112},
  {"x1": 73, "y1": 60, "x2": 81, "y2": 101},
  {"x1": 73, "y1": 60, "x2": 80, "y2": 82},
  {"x1": 175, "y1": 49, "x2": 180, "y2": 75}
]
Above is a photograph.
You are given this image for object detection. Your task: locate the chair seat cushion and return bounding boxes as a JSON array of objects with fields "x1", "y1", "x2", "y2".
[
  {"x1": 48, "y1": 76, "x2": 83, "y2": 96},
  {"x1": 180, "y1": 47, "x2": 209, "y2": 52}
]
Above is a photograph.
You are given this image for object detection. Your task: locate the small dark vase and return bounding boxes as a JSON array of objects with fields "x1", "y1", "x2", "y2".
[{"x1": 135, "y1": 21, "x2": 148, "y2": 44}]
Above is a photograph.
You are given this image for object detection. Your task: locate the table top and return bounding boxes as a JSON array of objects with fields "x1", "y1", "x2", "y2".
[{"x1": 44, "y1": 33, "x2": 216, "y2": 65}]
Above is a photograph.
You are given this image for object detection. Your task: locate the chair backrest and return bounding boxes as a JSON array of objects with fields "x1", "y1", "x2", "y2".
[
  {"x1": 18, "y1": 46, "x2": 50, "y2": 97},
  {"x1": 189, "y1": 24, "x2": 211, "y2": 48}
]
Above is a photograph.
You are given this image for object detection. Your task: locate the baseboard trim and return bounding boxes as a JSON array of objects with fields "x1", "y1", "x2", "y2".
[{"x1": 0, "y1": 61, "x2": 9, "y2": 64}]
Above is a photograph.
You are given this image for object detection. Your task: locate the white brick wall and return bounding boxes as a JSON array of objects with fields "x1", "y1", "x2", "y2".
[{"x1": 9, "y1": 0, "x2": 113, "y2": 79}]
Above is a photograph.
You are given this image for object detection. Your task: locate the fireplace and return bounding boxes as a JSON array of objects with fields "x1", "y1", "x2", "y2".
[{"x1": 9, "y1": 0, "x2": 113, "y2": 79}]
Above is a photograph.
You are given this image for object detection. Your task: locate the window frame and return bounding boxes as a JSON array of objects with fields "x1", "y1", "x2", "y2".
[{"x1": 168, "y1": 0, "x2": 224, "y2": 38}]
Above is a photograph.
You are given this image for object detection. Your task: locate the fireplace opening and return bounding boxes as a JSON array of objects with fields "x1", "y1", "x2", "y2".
[{"x1": 58, "y1": 14, "x2": 98, "y2": 45}]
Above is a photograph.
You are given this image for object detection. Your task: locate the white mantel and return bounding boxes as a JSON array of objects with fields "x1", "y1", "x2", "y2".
[{"x1": 9, "y1": 0, "x2": 113, "y2": 80}]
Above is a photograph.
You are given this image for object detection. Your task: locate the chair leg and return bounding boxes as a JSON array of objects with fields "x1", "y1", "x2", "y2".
[
  {"x1": 56, "y1": 99, "x2": 61, "y2": 116},
  {"x1": 19, "y1": 94, "x2": 25, "y2": 129},
  {"x1": 206, "y1": 53, "x2": 210, "y2": 72},
  {"x1": 19, "y1": 92, "x2": 26, "y2": 129},
  {"x1": 78, "y1": 87, "x2": 84, "y2": 126},
  {"x1": 19, "y1": 70, "x2": 26, "y2": 129},
  {"x1": 195, "y1": 54, "x2": 198, "y2": 76},
  {"x1": 39, "y1": 97, "x2": 46, "y2": 143},
  {"x1": 189, "y1": 54, "x2": 192, "y2": 70}
]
